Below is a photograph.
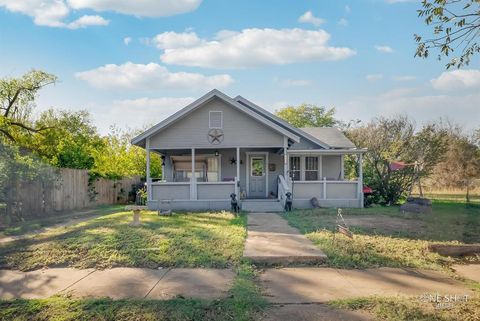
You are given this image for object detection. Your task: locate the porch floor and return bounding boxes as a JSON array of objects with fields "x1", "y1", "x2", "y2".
[{"x1": 243, "y1": 213, "x2": 327, "y2": 265}]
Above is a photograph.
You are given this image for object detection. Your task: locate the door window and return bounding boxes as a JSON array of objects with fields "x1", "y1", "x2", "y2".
[{"x1": 251, "y1": 157, "x2": 265, "y2": 177}]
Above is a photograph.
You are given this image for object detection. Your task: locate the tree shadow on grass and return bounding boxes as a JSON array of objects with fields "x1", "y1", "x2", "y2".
[{"x1": 0, "y1": 211, "x2": 246, "y2": 271}]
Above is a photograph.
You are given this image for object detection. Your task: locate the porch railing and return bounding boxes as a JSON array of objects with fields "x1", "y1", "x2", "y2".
[
  {"x1": 150, "y1": 180, "x2": 235, "y2": 201},
  {"x1": 277, "y1": 175, "x2": 291, "y2": 209}
]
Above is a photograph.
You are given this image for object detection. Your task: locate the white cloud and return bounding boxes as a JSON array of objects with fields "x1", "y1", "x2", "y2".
[
  {"x1": 338, "y1": 18, "x2": 348, "y2": 26},
  {"x1": 67, "y1": 15, "x2": 109, "y2": 29},
  {"x1": 123, "y1": 37, "x2": 132, "y2": 45},
  {"x1": 75, "y1": 62, "x2": 234, "y2": 90},
  {"x1": 366, "y1": 74, "x2": 383, "y2": 81},
  {"x1": 274, "y1": 78, "x2": 312, "y2": 87},
  {"x1": 157, "y1": 28, "x2": 356, "y2": 69},
  {"x1": 298, "y1": 10, "x2": 325, "y2": 27},
  {"x1": 337, "y1": 87, "x2": 480, "y2": 129},
  {"x1": 95, "y1": 97, "x2": 196, "y2": 133},
  {"x1": 375, "y1": 45, "x2": 394, "y2": 53},
  {"x1": 345, "y1": 5, "x2": 351, "y2": 13},
  {"x1": 67, "y1": 0, "x2": 201, "y2": 17},
  {"x1": 431, "y1": 69, "x2": 480, "y2": 91},
  {"x1": 0, "y1": 0, "x2": 200, "y2": 28},
  {"x1": 153, "y1": 31, "x2": 203, "y2": 49},
  {"x1": 393, "y1": 75, "x2": 416, "y2": 81}
]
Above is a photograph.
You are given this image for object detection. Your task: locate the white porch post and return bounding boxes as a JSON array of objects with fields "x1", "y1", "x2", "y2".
[
  {"x1": 236, "y1": 147, "x2": 240, "y2": 196},
  {"x1": 358, "y1": 153, "x2": 364, "y2": 208},
  {"x1": 191, "y1": 148, "x2": 196, "y2": 200},
  {"x1": 283, "y1": 136, "x2": 288, "y2": 178},
  {"x1": 323, "y1": 176, "x2": 327, "y2": 200},
  {"x1": 146, "y1": 137, "x2": 152, "y2": 203}
]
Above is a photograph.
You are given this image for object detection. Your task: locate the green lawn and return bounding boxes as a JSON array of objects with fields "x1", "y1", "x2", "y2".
[
  {"x1": 0, "y1": 264, "x2": 267, "y2": 321},
  {"x1": 282, "y1": 200, "x2": 480, "y2": 270},
  {"x1": 330, "y1": 296, "x2": 480, "y2": 321},
  {"x1": 0, "y1": 211, "x2": 247, "y2": 271},
  {"x1": 0, "y1": 205, "x2": 124, "y2": 238}
]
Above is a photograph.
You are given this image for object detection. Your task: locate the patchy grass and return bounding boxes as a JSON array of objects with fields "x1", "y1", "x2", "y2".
[
  {"x1": 0, "y1": 263, "x2": 267, "y2": 321},
  {"x1": 282, "y1": 200, "x2": 480, "y2": 270},
  {"x1": 0, "y1": 211, "x2": 247, "y2": 271},
  {"x1": 330, "y1": 295, "x2": 480, "y2": 321},
  {"x1": 0, "y1": 205, "x2": 124, "y2": 238}
]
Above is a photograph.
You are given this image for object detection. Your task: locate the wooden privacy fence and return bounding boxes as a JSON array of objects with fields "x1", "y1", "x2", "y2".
[{"x1": 14, "y1": 168, "x2": 142, "y2": 219}]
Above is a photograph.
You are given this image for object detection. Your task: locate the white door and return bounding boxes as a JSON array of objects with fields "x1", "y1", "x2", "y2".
[{"x1": 248, "y1": 155, "x2": 266, "y2": 198}]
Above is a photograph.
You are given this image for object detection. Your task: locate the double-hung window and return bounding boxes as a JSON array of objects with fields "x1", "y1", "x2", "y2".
[
  {"x1": 305, "y1": 157, "x2": 319, "y2": 181},
  {"x1": 289, "y1": 156, "x2": 301, "y2": 181}
]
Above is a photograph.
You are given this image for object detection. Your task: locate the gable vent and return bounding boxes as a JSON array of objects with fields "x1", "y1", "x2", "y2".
[{"x1": 209, "y1": 111, "x2": 223, "y2": 129}]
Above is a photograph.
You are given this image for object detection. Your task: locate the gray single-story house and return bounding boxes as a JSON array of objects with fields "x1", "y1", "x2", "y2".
[{"x1": 132, "y1": 89, "x2": 366, "y2": 212}]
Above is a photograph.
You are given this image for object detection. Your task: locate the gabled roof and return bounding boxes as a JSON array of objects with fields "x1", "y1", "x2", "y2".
[
  {"x1": 131, "y1": 89, "x2": 300, "y2": 147},
  {"x1": 234, "y1": 95, "x2": 331, "y2": 149},
  {"x1": 300, "y1": 127, "x2": 355, "y2": 149}
]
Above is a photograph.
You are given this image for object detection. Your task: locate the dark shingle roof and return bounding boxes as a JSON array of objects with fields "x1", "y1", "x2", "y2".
[{"x1": 299, "y1": 127, "x2": 355, "y2": 149}]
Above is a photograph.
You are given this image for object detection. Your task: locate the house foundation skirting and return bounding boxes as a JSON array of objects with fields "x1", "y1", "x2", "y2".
[
  {"x1": 147, "y1": 198, "x2": 362, "y2": 212},
  {"x1": 147, "y1": 200, "x2": 231, "y2": 211}
]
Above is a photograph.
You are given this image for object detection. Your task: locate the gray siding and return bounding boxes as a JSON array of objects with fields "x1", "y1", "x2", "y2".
[
  {"x1": 322, "y1": 155, "x2": 342, "y2": 180},
  {"x1": 152, "y1": 184, "x2": 190, "y2": 200},
  {"x1": 197, "y1": 183, "x2": 235, "y2": 200},
  {"x1": 150, "y1": 97, "x2": 284, "y2": 149}
]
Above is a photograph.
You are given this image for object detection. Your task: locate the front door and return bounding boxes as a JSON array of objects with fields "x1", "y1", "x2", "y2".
[{"x1": 248, "y1": 155, "x2": 266, "y2": 198}]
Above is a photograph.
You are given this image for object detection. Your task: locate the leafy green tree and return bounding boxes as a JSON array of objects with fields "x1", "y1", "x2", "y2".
[
  {"x1": 348, "y1": 116, "x2": 448, "y2": 205},
  {"x1": 275, "y1": 104, "x2": 337, "y2": 128},
  {"x1": 91, "y1": 127, "x2": 161, "y2": 179},
  {"x1": 0, "y1": 70, "x2": 57, "y2": 142},
  {"x1": 29, "y1": 109, "x2": 102, "y2": 169},
  {"x1": 415, "y1": 0, "x2": 480, "y2": 68}
]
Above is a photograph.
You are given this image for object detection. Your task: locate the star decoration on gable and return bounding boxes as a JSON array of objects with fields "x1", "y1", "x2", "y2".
[{"x1": 207, "y1": 129, "x2": 224, "y2": 145}]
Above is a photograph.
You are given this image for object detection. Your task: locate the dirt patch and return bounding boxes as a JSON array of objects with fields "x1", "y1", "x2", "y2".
[{"x1": 343, "y1": 215, "x2": 427, "y2": 235}]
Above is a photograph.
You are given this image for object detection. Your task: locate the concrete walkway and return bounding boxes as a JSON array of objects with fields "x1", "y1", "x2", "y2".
[
  {"x1": 243, "y1": 213, "x2": 327, "y2": 265},
  {"x1": 0, "y1": 268, "x2": 234, "y2": 300},
  {"x1": 260, "y1": 267, "x2": 474, "y2": 304}
]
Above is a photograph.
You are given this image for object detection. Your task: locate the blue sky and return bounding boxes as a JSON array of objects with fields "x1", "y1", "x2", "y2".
[{"x1": 0, "y1": 0, "x2": 479, "y2": 134}]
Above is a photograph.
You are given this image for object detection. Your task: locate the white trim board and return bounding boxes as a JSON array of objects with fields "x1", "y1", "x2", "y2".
[{"x1": 131, "y1": 89, "x2": 300, "y2": 146}]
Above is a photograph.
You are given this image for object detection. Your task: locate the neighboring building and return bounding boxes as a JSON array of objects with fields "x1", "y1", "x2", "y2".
[{"x1": 132, "y1": 89, "x2": 366, "y2": 211}]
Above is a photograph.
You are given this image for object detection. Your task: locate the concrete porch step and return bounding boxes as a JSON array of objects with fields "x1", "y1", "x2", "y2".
[{"x1": 241, "y1": 200, "x2": 284, "y2": 212}]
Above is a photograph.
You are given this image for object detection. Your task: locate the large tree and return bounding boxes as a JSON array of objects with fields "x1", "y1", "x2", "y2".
[
  {"x1": 415, "y1": 0, "x2": 480, "y2": 68},
  {"x1": 91, "y1": 127, "x2": 162, "y2": 179},
  {"x1": 275, "y1": 104, "x2": 337, "y2": 128},
  {"x1": 29, "y1": 109, "x2": 102, "y2": 169},
  {"x1": 0, "y1": 70, "x2": 57, "y2": 142},
  {"x1": 348, "y1": 116, "x2": 447, "y2": 205},
  {"x1": 429, "y1": 125, "x2": 480, "y2": 202}
]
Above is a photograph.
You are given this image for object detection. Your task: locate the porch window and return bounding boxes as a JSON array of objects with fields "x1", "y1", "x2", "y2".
[
  {"x1": 207, "y1": 157, "x2": 220, "y2": 181},
  {"x1": 172, "y1": 155, "x2": 220, "y2": 182},
  {"x1": 289, "y1": 156, "x2": 301, "y2": 181},
  {"x1": 305, "y1": 156, "x2": 319, "y2": 181}
]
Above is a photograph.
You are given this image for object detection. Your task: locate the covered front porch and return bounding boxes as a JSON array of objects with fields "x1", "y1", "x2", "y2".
[{"x1": 144, "y1": 144, "x2": 365, "y2": 211}]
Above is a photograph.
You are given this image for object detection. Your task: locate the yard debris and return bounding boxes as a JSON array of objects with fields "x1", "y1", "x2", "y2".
[
  {"x1": 400, "y1": 197, "x2": 432, "y2": 214},
  {"x1": 427, "y1": 244, "x2": 480, "y2": 257}
]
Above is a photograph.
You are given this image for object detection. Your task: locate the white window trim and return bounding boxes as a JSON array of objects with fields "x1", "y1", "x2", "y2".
[
  {"x1": 209, "y1": 111, "x2": 223, "y2": 129},
  {"x1": 304, "y1": 156, "x2": 320, "y2": 181},
  {"x1": 290, "y1": 154, "x2": 323, "y2": 182}
]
